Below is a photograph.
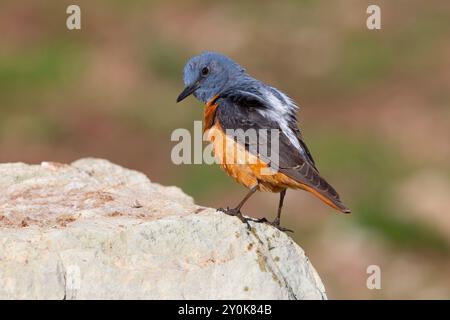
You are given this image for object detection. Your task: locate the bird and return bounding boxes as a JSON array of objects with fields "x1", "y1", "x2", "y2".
[{"x1": 177, "y1": 52, "x2": 350, "y2": 231}]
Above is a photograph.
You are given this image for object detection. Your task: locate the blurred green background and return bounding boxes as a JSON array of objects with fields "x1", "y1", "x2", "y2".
[{"x1": 1, "y1": 0, "x2": 450, "y2": 299}]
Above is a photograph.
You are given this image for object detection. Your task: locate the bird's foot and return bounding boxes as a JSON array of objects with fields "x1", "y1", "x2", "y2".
[
  {"x1": 217, "y1": 207, "x2": 251, "y2": 230},
  {"x1": 254, "y1": 217, "x2": 293, "y2": 233}
]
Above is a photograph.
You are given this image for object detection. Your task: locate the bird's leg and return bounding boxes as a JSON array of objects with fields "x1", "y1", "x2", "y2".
[
  {"x1": 272, "y1": 189, "x2": 293, "y2": 232},
  {"x1": 273, "y1": 189, "x2": 286, "y2": 226},
  {"x1": 217, "y1": 185, "x2": 258, "y2": 229},
  {"x1": 256, "y1": 189, "x2": 293, "y2": 232}
]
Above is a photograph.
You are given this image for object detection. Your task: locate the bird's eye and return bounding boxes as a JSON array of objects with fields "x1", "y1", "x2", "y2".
[{"x1": 201, "y1": 67, "x2": 209, "y2": 76}]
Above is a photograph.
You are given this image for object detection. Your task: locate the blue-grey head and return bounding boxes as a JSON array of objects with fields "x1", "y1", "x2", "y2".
[{"x1": 176, "y1": 52, "x2": 245, "y2": 104}]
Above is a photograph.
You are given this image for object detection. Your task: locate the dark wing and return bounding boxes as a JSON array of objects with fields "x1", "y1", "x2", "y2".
[
  {"x1": 214, "y1": 94, "x2": 349, "y2": 213},
  {"x1": 289, "y1": 122, "x2": 318, "y2": 171},
  {"x1": 223, "y1": 89, "x2": 318, "y2": 170}
]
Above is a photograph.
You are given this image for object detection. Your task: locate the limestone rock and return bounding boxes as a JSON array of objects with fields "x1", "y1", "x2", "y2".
[{"x1": 0, "y1": 158, "x2": 327, "y2": 299}]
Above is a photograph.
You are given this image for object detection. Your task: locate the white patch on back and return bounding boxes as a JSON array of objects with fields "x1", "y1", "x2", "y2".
[{"x1": 257, "y1": 88, "x2": 301, "y2": 151}]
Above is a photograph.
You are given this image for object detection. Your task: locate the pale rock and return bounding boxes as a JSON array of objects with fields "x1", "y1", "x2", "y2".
[{"x1": 0, "y1": 158, "x2": 327, "y2": 299}]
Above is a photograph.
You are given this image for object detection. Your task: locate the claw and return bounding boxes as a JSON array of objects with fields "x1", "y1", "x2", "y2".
[
  {"x1": 253, "y1": 217, "x2": 293, "y2": 233},
  {"x1": 271, "y1": 223, "x2": 294, "y2": 233},
  {"x1": 217, "y1": 207, "x2": 251, "y2": 230},
  {"x1": 269, "y1": 218, "x2": 293, "y2": 232}
]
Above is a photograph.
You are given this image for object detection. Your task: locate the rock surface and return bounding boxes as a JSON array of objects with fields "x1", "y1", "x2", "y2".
[{"x1": 0, "y1": 158, "x2": 326, "y2": 299}]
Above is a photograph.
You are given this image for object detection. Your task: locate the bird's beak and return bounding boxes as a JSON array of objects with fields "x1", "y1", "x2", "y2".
[{"x1": 176, "y1": 83, "x2": 199, "y2": 103}]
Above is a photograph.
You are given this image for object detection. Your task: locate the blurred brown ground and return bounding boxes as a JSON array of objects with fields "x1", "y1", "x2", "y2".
[{"x1": 1, "y1": 0, "x2": 449, "y2": 299}]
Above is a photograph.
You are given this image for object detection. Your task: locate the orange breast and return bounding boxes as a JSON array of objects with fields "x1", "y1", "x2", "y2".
[{"x1": 204, "y1": 120, "x2": 287, "y2": 192}]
